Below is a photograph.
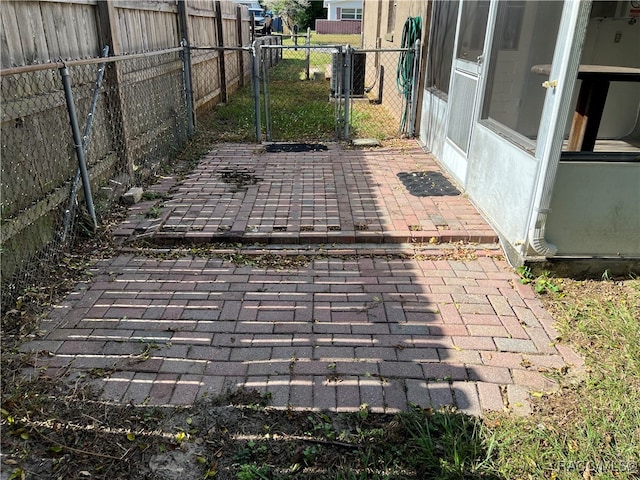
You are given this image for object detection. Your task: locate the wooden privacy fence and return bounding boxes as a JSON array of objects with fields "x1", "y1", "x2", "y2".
[
  {"x1": 1, "y1": 0, "x2": 262, "y2": 118},
  {"x1": 0, "y1": 0, "x2": 281, "y2": 301}
]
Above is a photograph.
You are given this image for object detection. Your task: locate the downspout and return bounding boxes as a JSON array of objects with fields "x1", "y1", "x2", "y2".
[{"x1": 527, "y1": 0, "x2": 591, "y2": 257}]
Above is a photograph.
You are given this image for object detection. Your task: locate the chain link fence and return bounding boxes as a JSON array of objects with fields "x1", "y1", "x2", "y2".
[
  {"x1": 1, "y1": 49, "x2": 189, "y2": 306},
  {"x1": 189, "y1": 36, "x2": 279, "y2": 141},
  {"x1": 257, "y1": 42, "x2": 419, "y2": 142},
  {"x1": 355, "y1": 45, "x2": 421, "y2": 138},
  {"x1": 259, "y1": 44, "x2": 340, "y2": 142},
  {"x1": 0, "y1": 36, "x2": 415, "y2": 307}
]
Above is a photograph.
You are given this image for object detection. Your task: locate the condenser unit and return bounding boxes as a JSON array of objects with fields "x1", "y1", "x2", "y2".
[{"x1": 330, "y1": 51, "x2": 366, "y2": 97}]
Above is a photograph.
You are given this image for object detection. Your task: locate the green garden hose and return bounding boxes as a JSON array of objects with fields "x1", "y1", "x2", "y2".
[{"x1": 397, "y1": 16, "x2": 422, "y2": 134}]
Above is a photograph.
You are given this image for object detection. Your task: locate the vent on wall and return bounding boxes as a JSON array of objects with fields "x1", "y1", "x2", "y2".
[{"x1": 446, "y1": 70, "x2": 477, "y2": 153}]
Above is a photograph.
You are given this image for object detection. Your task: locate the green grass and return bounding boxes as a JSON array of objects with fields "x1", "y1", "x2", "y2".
[
  {"x1": 193, "y1": 31, "x2": 401, "y2": 143},
  {"x1": 197, "y1": 91, "x2": 257, "y2": 143},
  {"x1": 197, "y1": 64, "x2": 399, "y2": 141},
  {"x1": 487, "y1": 277, "x2": 640, "y2": 479},
  {"x1": 349, "y1": 102, "x2": 400, "y2": 139},
  {"x1": 264, "y1": 57, "x2": 337, "y2": 140},
  {"x1": 399, "y1": 407, "x2": 499, "y2": 479},
  {"x1": 282, "y1": 32, "x2": 361, "y2": 47}
]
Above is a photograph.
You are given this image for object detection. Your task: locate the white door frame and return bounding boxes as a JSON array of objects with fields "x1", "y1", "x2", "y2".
[
  {"x1": 526, "y1": 0, "x2": 592, "y2": 257},
  {"x1": 442, "y1": 0, "x2": 499, "y2": 186}
]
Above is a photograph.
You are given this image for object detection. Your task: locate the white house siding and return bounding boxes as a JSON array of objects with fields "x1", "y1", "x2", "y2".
[
  {"x1": 418, "y1": 94, "x2": 448, "y2": 164},
  {"x1": 547, "y1": 162, "x2": 640, "y2": 256},
  {"x1": 324, "y1": 0, "x2": 363, "y2": 21},
  {"x1": 465, "y1": 125, "x2": 539, "y2": 256}
]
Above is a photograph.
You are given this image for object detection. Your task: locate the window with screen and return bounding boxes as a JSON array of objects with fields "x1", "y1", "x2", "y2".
[
  {"x1": 426, "y1": 0, "x2": 459, "y2": 96},
  {"x1": 481, "y1": 1, "x2": 563, "y2": 148}
]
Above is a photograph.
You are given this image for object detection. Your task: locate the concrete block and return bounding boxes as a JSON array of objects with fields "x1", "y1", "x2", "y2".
[
  {"x1": 352, "y1": 138, "x2": 381, "y2": 148},
  {"x1": 122, "y1": 187, "x2": 143, "y2": 205}
]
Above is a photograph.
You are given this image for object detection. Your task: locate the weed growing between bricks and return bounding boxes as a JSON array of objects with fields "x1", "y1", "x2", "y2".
[
  {"x1": 122, "y1": 239, "x2": 494, "y2": 266},
  {"x1": 1, "y1": 166, "x2": 501, "y2": 479},
  {"x1": 3, "y1": 125, "x2": 639, "y2": 477}
]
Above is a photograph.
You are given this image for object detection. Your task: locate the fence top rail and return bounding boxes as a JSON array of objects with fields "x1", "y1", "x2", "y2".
[
  {"x1": 356, "y1": 47, "x2": 414, "y2": 53},
  {"x1": 258, "y1": 45, "x2": 414, "y2": 53},
  {"x1": 0, "y1": 47, "x2": 184, "y2": 77},
  {"x1": 259, "y1": 44, "x2": 343, "y2": 50},
  {"x1": 189, "y1": 46, "x2": 251, "y2": 52}
]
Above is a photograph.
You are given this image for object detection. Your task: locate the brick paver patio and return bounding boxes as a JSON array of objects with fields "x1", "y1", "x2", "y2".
[
  {"x1": 113, "y1": 142, "x2": 497, "y2": 245},
  {"x1": 20, "y1": 141, "x2": 584, "y2": 416}
]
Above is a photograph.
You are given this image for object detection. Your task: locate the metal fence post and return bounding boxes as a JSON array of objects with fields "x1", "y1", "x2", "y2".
[
  {"x1": 409, "y1": 39, "x2": 421, "y2": 138},
  {"x1": 305, "y1": 27, "x2": 311, "y2": 80},
  {"x1": 62, "y1": 45, "x2": 109, "y2": 242},
  {"x1": 178, "y1": 0, "x2": 195, "y2": 136},
  {"x1": 60, "y1": 65, "x2": 98, "y2": 231},
  {"x1": 343, "y1": 45, "x2": 352, "y2": 140},
  {"x1": 251, "y1": 40, "x2": 262, "y2": 142},
  {"x1": 333, "y1": 45, "x2": 343, "y2": 140},
  {"x1": 261, "y1": 45, "x2": 272, "y2": 141}
]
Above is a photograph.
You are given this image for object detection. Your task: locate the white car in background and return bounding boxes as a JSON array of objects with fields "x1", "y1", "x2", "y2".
[{"x1": 232, "y1": 1, "x2": 266, "y2": 33}]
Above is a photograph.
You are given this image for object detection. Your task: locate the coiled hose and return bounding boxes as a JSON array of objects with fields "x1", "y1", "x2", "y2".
[{"x1": 397, "y1": 16, "x2": 422, "y2": 134}]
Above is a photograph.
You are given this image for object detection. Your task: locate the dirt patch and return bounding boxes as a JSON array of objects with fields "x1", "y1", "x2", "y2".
[{"x1": 0, "y1": 366, "x2": 417, "y2": 479}]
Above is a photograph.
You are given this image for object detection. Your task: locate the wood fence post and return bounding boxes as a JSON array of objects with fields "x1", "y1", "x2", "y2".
[
  {"x1": 236, "y1": 5, "x2": 244, "y2": 87},
  {"x1": 177, "y1": 0, "x2": 195, "y2": 133},
  {"x1": 96, "y1": 0, "x2": 121, "y2": 54},
  {"x1": 215, "y1": 0, "x2": 227, "y2": 103},
  {"x1": 95, "y1": 0, "x2": 132, "y2": 178}
]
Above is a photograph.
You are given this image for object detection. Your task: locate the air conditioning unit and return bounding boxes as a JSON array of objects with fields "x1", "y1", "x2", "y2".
[{"x1": 330, "y1": 51, "x2": 366, "y2": 97}]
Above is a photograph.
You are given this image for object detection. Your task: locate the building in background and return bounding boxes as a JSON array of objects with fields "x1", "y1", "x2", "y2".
[{"x1": 316, "y1": 0, "x2": 363, "y2": 34}]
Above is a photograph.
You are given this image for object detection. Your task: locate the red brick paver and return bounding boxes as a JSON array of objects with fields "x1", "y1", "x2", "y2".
[
  {"x1": 23, "y1": 252, "x2": 578, "y2": 416},
  {"x1": 114, "y1": 142, "x2": 498, "y2": 246},
  {"x1": 19, "y1": 141, "x2": 583, "y2": 417}
]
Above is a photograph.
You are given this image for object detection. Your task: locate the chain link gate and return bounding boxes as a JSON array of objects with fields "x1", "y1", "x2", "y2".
[
  {"x1": 252, "y1": 40, "x2": 421, "y2": 143},
  {"x1": 254, "y1": 43, "x2": 344, "y2": 142}
]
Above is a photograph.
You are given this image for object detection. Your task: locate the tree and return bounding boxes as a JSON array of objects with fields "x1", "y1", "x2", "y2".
[
  {"x1": 264, "y1": 0, "x2": 310, "y2": 32},
  {"x1": 299, "y1": 1, "x2": 326, "y2": 30}
]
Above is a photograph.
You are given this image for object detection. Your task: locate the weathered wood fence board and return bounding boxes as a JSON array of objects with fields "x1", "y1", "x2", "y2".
[{"x1": 0, "y1": 0, "x2": 275, "y2": 288}]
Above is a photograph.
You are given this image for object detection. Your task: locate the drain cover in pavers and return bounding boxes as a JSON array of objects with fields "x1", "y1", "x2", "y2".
[
  {"x1": 397, "y1": 171, "x2": 461, "y2": 197},
  {"x1": 265, "y1": 143, "x2": 328, "y2": 153}
]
